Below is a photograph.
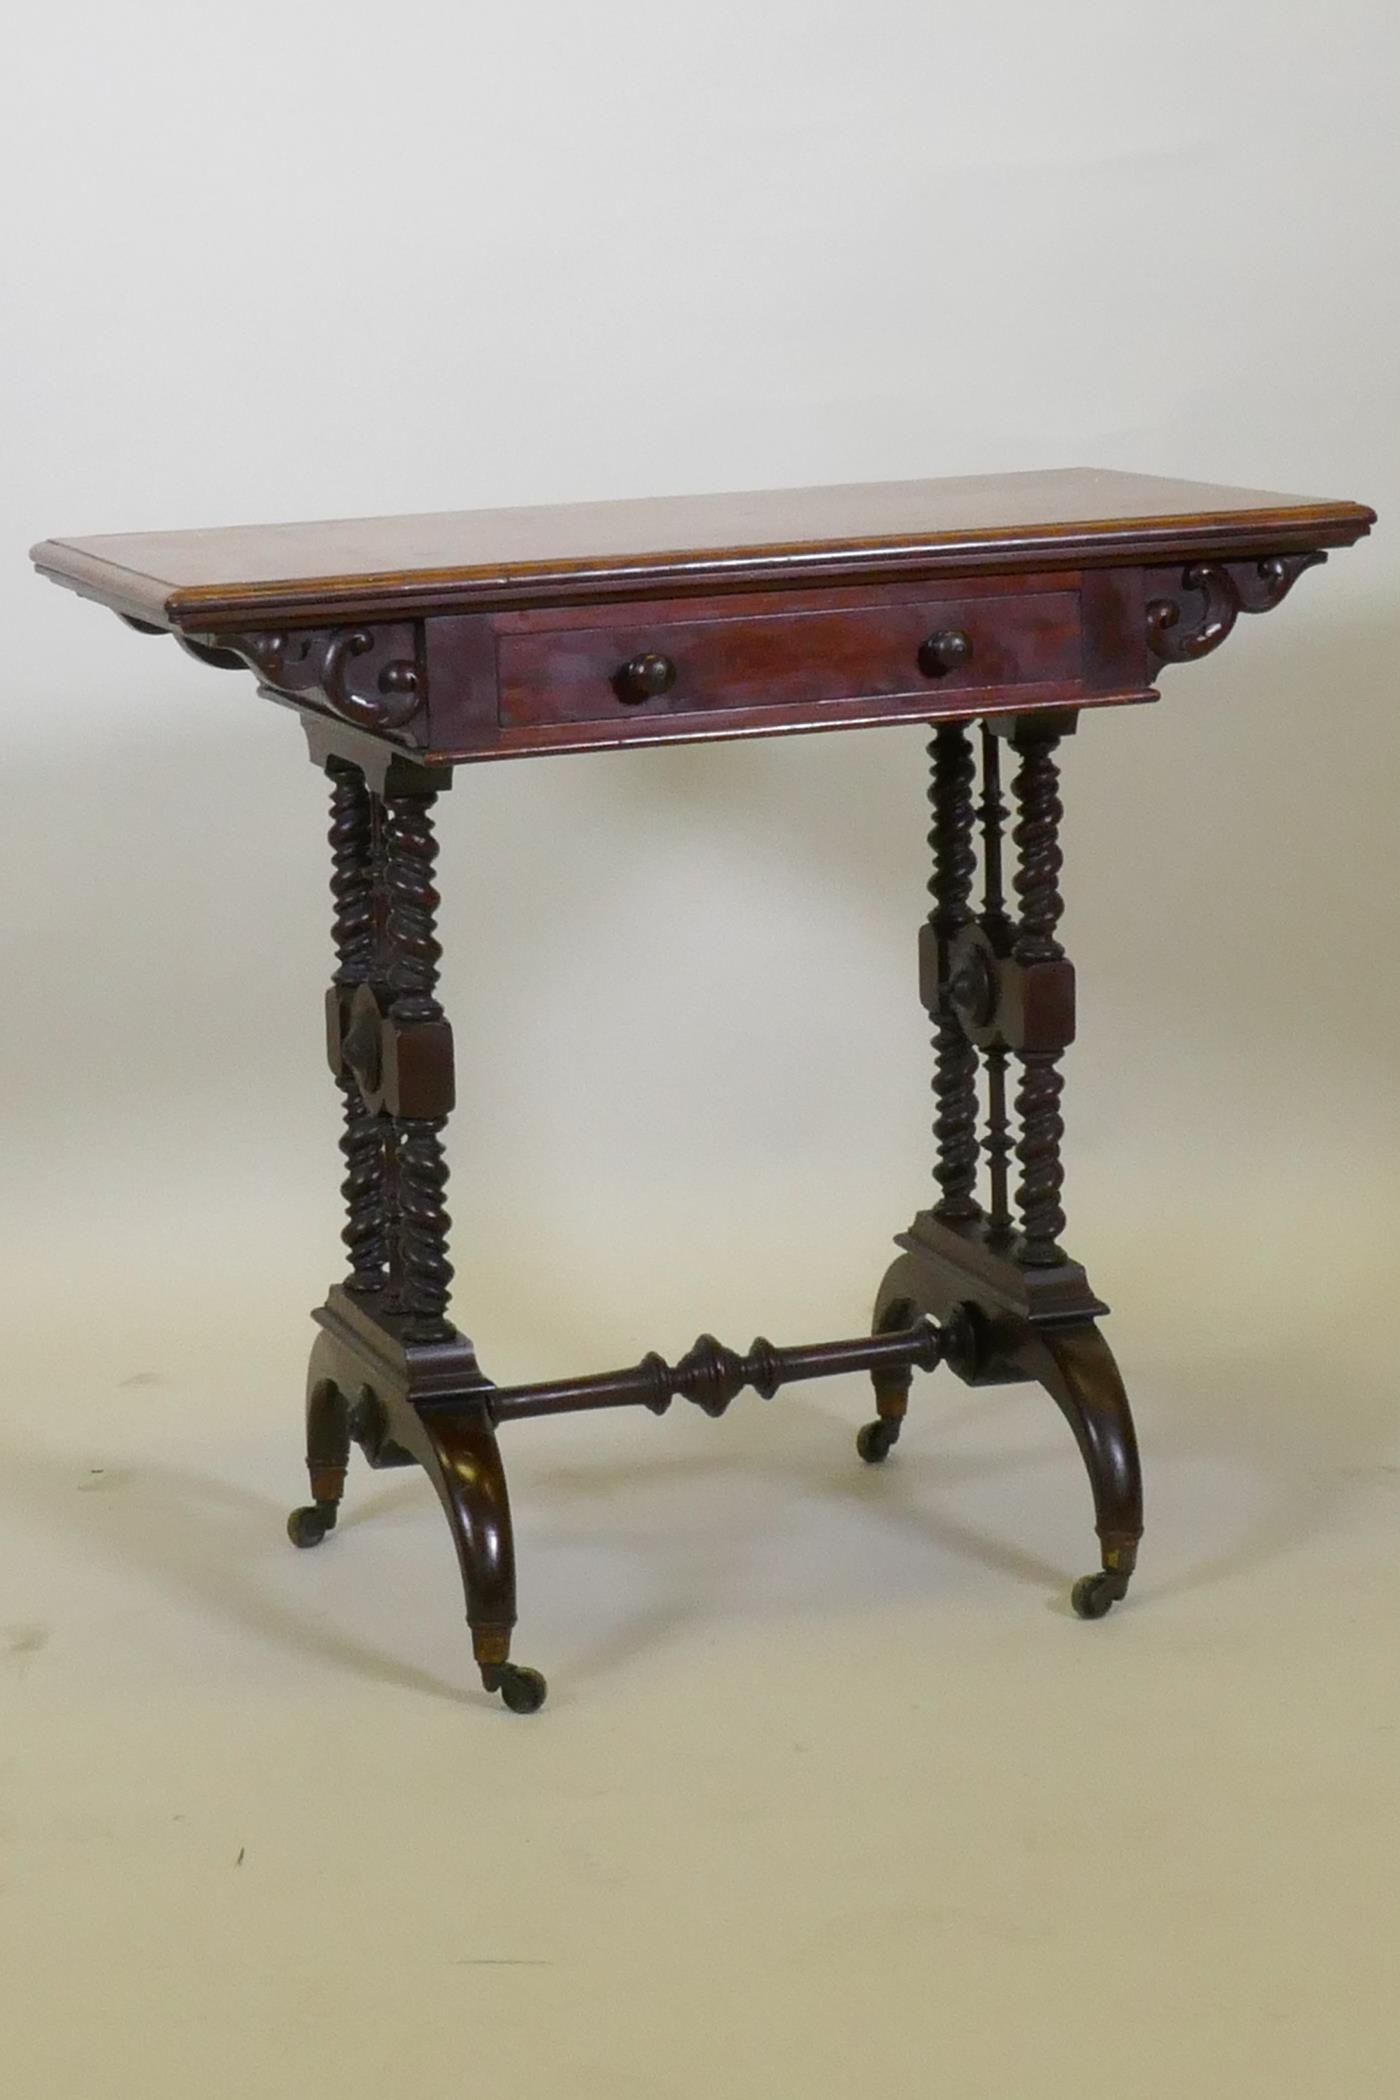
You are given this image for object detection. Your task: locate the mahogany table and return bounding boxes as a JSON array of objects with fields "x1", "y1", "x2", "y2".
[{"x1": 32, "y1": 469, "x2": 1373, "y2": 1712}]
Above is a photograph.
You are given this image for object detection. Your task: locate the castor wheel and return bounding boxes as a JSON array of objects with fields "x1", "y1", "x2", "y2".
[
  {"x1": 482, "y1": 1661, "x2": 548, "y2": 1714},
  {"x1": 856, "y1": 1418, "x2": 900, "y2": 1464},
  {"x1": 1071, "y1": 1571, "x2": 1126, "y2": 1620},
  {"x1": 286, "y1": 1502, "x2": 337, "y2": 1548}
]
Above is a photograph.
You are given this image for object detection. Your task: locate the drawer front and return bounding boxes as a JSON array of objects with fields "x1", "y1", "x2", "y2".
[{"x1": 496, "y1": 591, "x2": 1082, "y2": 729}]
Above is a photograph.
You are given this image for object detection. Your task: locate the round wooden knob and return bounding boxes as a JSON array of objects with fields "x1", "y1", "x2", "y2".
[
  {"x1": 614, "y1": 651, "x2": 678, "y2": 704},
  {"x1": 918, "y1": 628, "x2": 973, "y2": 677}
]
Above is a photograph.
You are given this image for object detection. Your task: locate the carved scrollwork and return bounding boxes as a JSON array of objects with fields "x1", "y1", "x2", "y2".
[
  {"x1": 119, "y1": 613, "x2": 428, "y2": 736},
  {"x1": 226, "y1": 624, "x2": 424, "y2": 734},
  {"x1": 1146, "y1": 552, "x2": 1326, "y2": 665}
]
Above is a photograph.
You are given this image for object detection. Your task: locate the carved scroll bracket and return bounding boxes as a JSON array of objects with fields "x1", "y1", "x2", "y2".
[
  {"x1": 228, "y1": 624, "x2": 426, "y2": 736},
  {"x1": 1146, "y1": 552, "x2": 1326, "y2": 665},
  {"x1": 118, "y1": 614, "x2": 428, "y2": 739}
]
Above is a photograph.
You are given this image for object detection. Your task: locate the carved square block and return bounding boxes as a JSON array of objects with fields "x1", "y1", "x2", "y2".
[
  {"x1": 325, "y1": 984, "x2": 354, "y2": 1078},
  {"x1": 999, "y1": 957, "x2": 1075, "y2": 1054},
  {"x1": 382, "y1": 1017, "x2": 455, "y2": 1120},
  {"x1": 918, "y1": 920, "x2": 949, "y2": 1014}
]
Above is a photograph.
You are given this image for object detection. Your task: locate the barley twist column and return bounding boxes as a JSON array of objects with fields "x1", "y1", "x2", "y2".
[
  {"x1": 327, "y1": 759, "x2": 389, "y2": 1293},
  {"x1": 1010, "y1": 726, "x2": 1068, "y2": 1264},
  {"x1": 382, "y1": 787, "x2": 453, "y2": 1336},
  {"x1": 928, "y1": 724, "x2": 981, "y2": 1218},
  {"x1": 978, "y1": 726, "x2": 1016, "y2": 1239}
]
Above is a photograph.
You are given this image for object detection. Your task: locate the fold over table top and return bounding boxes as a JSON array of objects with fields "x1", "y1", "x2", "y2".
[{"x1": 31, "y1": 468, "x2": 1374, "y2": 630}]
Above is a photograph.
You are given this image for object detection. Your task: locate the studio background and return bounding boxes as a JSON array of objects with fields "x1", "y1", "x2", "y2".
[{"x1": 3, "y1": 4, "x2": 1398, "y2": 2095}]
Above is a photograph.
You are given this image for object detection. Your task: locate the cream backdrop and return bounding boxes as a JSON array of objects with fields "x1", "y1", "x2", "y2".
[{"x1": 3, "y1": 4, "x2": 1399, "y2": 2096}]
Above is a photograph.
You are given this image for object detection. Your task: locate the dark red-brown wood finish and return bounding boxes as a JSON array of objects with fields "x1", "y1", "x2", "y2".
[{"x1": 32, "y1": 469, "x2": 1374, "y2": 1708}]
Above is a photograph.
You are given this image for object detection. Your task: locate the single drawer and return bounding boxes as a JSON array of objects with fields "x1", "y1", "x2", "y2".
[{"x1": 496, "y1": 589, "x2": 1083, "y2": 729}]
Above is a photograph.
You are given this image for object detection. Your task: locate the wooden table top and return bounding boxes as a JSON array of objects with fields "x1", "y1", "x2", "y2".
[{"x1": 31, "y1": 468, "x2": 1373, "y2": 630}]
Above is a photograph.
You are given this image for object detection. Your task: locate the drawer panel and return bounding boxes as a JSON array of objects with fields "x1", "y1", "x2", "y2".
[{"x1": 496, "y1": 590, "x2": 1083, "y2": 729}]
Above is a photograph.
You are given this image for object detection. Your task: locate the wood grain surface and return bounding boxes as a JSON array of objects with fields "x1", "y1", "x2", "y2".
[{"x1": 30, "y1": 467, "x2": 1374, "y2": 628}]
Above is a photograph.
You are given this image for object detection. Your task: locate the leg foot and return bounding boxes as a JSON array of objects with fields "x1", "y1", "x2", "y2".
[
  {"x1": 287, "y1": 1500, "x2": 338, "y2": 1548},
  {"x1": 395, "y1": 1401, "x2": 542, "y2": 1706},
  {"x1": 1015, "y1": 1322, "x2": 1142, "y2": 1617},
  {"x1": 856, "y1": 1417, "x2": 900, "y2": 1464},
  {"x1": 1071, "y1": 1568, "x2": 1129, "y2": 1619},
  {"x1": 482, "y1": 1661, "x2": 548, "y2": 1713},
  {"x1": 290, "y1": 1354, "x2": 353, "y2": 1545},
  {"x1": 855, "y1": 1292, "x2": 919, "y2": 1465}
]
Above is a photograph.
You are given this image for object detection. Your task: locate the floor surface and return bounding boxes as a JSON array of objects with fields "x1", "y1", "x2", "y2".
[{"x1": 4, "y1": 1152, "x2": 1398, "y2": 2099}]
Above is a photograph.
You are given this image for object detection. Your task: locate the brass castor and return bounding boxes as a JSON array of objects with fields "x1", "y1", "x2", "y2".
[
  {"x1": 482, "y1": 1661, "x2": 548, "y2": 1714},
  {"x1": 287, "y1": 1502, "x2": 337, "y2": 1548},
  {"x1": 1071, "y1": 1571, "x2": 1128, "y2": 1619},
  {"x1": 856, "y1": 1418, "x2": 900, "y2": 1464}
]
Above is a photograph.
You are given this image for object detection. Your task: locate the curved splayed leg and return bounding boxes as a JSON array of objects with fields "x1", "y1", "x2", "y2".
[
  {"x1": 1013, "y1": 1322, "x2": 1142, "y2": 1617},
  {"x1": 288, "y1": 1337, "x2": 353, "y2": 1548},
  {"x1": 395, "y1": 1401, "x2": 547, "y2": 1714},
  {"x1": 856, "y1": 1283, "x2": 921, "y2": 1464}
]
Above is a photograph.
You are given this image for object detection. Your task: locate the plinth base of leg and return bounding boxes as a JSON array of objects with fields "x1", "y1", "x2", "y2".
[
  {"x1": 287, "y1": 1500, "x2": 338, "y2": 1548},
  {"x1": 296, "y1": 1289, "x2": 535, "y2": 1709},
  {"x1": 873, "y1": 1218, "x2": 1144, "y2": 1619}
]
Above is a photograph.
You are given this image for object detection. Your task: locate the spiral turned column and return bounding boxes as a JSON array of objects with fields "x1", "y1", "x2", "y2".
[
  {"x1": 928, "y1": 724, "x2": 981, "y2": 1219},
  {"x1": 328, "y1": 760, "x2": 389, "y2": 1293},
  {"x1": 1010, "y1": 727, "x2": 1068, "y2": 1265},
  {"x1": 382, "y1": 788, "x2": 453, "y2": 1336},
  {"x1": 978, "y1": 726, "x2": 1015, "y2": 1239}
]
